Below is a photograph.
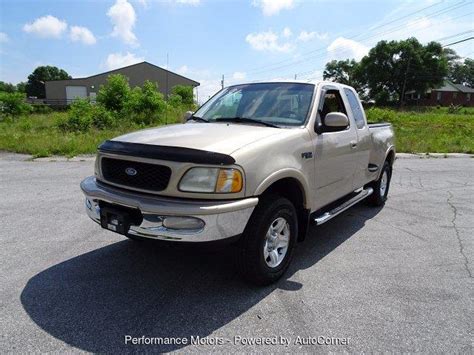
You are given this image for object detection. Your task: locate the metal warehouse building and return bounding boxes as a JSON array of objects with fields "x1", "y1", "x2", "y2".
[{"x1": 44, "y1": 61, "x2": 200, "y2": 106}]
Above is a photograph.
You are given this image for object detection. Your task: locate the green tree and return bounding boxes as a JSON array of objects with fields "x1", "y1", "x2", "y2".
[
  {"x1": 0, "y1": 92, "x2": 32, "y2": 118},
  {"x1": 359, "y1": 38, "x2": 448, "y2": 105},
  {"x1": 16, "y1": 82, "x2": 27, "y2": 93},
  {"x1": 96, "y1": 74, "x2": 131, "y2": 112},
  {"x1": 0, "y1": 81, "x2": 17, "y2": 93},
  {"x1": 323, "y1": 59, "x2": 365, "y2": 93},
  {"x1": 448, "y1": 58, "x2": 474, "y2": 87},
  {"x1": 125, "y1": 80, "x2": 166, "y2": 124},
  {"x1": 171, "y1": 85, "x2": 194, "y2": 106},
  {"x1": 26, "y1": 66, "x2": 71, "y2": 98}
]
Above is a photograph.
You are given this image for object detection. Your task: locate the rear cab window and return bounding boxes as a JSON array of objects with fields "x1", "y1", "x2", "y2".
[{"x1": 343, "y1": 88, "x2": 366, "y2": 129}]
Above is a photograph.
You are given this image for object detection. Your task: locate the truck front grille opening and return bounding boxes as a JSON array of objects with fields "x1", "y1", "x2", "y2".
[{"x1": 101, "y1": 157, "x2": 172, "y2": 192}]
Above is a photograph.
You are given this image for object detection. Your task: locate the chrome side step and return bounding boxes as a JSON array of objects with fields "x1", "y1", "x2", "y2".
[{"x1": 313, "y1": 187, "x2": 373, "y2": 226}]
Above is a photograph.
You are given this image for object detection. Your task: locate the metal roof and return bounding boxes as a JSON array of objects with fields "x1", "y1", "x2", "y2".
[
  {"x1": 452, "y1": 83, "x2": 474, "y2": 93},
  {"x1": 46, "y1": 61, "x2": 200, "y2": 86}
]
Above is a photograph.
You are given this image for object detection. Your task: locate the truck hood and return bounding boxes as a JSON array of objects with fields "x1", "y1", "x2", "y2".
[{"x1": 112, "y1": 122, "x2": 284, "y2": 156}]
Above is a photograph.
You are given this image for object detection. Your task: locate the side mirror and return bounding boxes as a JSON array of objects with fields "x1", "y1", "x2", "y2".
[
  {"x1": 183, "y1": 111, "x2": 194, "y2": 122},
  {"x1": 324, "y1": 112, "x2": 349, "y2": 130}
]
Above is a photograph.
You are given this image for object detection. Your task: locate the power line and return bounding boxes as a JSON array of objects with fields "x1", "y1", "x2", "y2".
[
  {"x1": 294, "y1": 32, "x2": 474, "y2": 83},
  {"x1": 197, "y1": 1, "x2": 473, "y2": 91},
  {"x1": 436, "y1": 29, "x2": 474, "y2": 42},
  {"x1": 249, "y1": 2, "x2": 472, "y2": 77},
  {"x1": 442, "y1": 37, "x2": 474, "y2": 47},
  {"x1": 234, "y1": 0, "x2": 469, "y2": 77},
  {"x1": 281, "y1": 13, "x2": 474, "y2": 81}
]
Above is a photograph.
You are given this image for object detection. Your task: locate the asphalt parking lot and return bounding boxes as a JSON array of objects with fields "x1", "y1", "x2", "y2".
[{"x1": 1, "y1": 153, "x2": 473, "y2": 353}]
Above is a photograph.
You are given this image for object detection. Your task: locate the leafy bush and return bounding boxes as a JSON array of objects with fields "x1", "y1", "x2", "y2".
[
  {"x1": 92, "y1": 105, "x2": 115, "y2": 129},
  {"x1": 447, "y1": 104, "x2": 462, "y2": 114},
  {"x1": 0, "y1": 92, "x2": 32, "y2": 118},
  {"x1": 97, "y1": 74, "x2": 130, "y2": 112},
  {"x1": 168, "y1": 94, "x2": 183, "y2": 108},
  {"x1": 58, "y1": 99, "x2": 94, "y2": 132},
  {"x1": 171, "y1": 85, "x2": 194, "y2": 107},
  {"x1": 58, "y1": 99, "x2": 118, "y2": 131},
  {"x1": 125, "y1": 81, "x2": 166, "y2": 124}
]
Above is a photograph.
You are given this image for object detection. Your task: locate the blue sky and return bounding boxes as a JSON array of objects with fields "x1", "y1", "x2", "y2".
[{"x1": 1, "y1": 0, "x2": 473, "y2": 101}]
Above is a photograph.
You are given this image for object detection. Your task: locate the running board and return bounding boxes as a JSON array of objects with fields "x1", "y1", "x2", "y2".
[{"x1": 313, "y1": 187, "x2": 373, "y2": 225}]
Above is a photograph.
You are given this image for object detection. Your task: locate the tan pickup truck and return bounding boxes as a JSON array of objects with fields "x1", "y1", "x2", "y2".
[{"x1": 81, "y1": 81, "x2": 395, "y2": 284}]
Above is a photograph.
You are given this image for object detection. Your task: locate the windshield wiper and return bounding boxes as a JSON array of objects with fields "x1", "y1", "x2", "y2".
[
  {"x1": 187, "y1": 115, "x2": 209, "y2": 123},
  {"x1": 215, "y1": 117, "x2": 280, "y2": 128}
]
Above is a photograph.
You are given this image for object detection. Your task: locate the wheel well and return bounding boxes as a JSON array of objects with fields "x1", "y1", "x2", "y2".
[
  {"x1": 261, "y1": 178, "x2": 309, "y2": 242},
  {"x1": 386, "y1": 150, "x2": 395, "y2": 166}
]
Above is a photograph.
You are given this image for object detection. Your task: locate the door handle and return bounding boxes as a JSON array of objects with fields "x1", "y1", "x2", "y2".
[{"x1": 350, "y1": 141, "x2": 358, "y2": 149}]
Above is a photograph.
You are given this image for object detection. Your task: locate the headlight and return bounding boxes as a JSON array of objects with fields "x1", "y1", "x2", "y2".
[{"x1": 179, "y1": 167, "x2": 243, "y2": 193}]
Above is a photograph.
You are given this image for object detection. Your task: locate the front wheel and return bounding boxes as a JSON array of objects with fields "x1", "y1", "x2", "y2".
[
  {"x1": 236, "y1": 195, "x2": 298, "y2": 285},
  {"x1": 367, "y1": 161, "x2": 392, "y2": 206}
]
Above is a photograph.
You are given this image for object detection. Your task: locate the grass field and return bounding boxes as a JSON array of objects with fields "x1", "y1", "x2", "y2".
[
  {"x1": 0, "y1": 108, "x2": 473, "y2": 157},
  {"x1": 366, "y1": 107, "x2": 473, "y2": 154},
  {"x1": 0, "y1": 112, "x2": 173, "y2": 158}
]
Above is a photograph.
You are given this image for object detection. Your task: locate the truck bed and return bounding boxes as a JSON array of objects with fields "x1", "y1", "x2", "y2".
[{"x1": 367, "y1": 122, "x2": 391, "y2": 128}]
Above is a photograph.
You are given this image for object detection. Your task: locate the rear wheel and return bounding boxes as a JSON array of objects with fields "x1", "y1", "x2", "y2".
[
  {"x1": 236, "y1": 195, "x2": 298, "y2": 285},
  {"x1": 367, "y1": 161, "x2": 392, "y2": 206}
]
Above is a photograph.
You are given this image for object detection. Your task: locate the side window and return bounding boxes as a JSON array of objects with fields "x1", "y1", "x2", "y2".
[
  {"x1": 320, "y1": 90, "x2": 346, "y2": 120},
  {"x1": 344, "y1": 88, "x2": 366, "y2": 129}
]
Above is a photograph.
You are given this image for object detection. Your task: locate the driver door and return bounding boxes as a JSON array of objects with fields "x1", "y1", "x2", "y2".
[{"x1": 312, "y1": 86, "x2": 358, "y2": 210}]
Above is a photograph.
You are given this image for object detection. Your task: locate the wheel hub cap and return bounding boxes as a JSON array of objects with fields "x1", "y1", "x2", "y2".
[{"x1": 263, "y1": 217, "x2": 290, "y2": 268}]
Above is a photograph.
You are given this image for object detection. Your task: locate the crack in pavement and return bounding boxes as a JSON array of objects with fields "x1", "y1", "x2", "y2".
[
  {"x1": 353, "y1": 212, "x2": 427, "y2": 241},
  {"x1": 447, "y1": 191, "x2": 473, "y2": 279}
]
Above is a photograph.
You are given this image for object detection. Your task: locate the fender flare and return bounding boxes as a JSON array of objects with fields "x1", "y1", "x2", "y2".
[
  {"x1": 377, "y1": 145, "x2": 396, "y2": 179},
  {"x1": 254, "y1": 168, "x2": 311, "y2": 208}
]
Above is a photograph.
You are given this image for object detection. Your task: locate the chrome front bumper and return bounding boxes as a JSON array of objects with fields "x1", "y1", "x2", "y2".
[{"x1": 80, "y1": 176, "x2": 258, "y2": 242}]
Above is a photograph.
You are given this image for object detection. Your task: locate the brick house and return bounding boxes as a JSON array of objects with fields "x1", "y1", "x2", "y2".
[{"x1": 405, "y1": 81, "x2": 474, "y2": 107}]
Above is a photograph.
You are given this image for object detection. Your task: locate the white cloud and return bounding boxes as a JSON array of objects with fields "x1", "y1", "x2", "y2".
[
  {"x1": 282, "y1": 27, "x2": 292, "y2": 38},
  {"x1": 105, "y1": 52, "x2": 144, "y2": 70},
  {"x1": 246, "y1": 30, "x2": 293, "y2": 52},
  {"x1": 107, "y1": 0, "x2": 138, "y2": 46},
  {"x1": 136, "y1": 0, "x2": 148, "y2": 7},
  {"x1": 232, "y1": 71, "x2": 246, "y2": 80},
  {"x1": 327, "y1": 37, "x2": 369, "y2": 61},
  {"x1": 196, "y1": 79, "x2": 221, "y2": 104},
  {"x1": 69, "y1": 26, "x2": 96, "y2": 45},
  {"x1": 23, "y1": 15, "x2": 67, "y2": 38},
  {"x1": 176, "y1": 0, "x2": 201, "y2": 5},
  {"x1": 176, "y1": 65, "x2": 189, "y2": 74},
  {"x1": 297, "y1": 30, "x2": 328, "y2": 42},
  {"x1": 0, "y1": 32, "x2": 8, "y2": 43},
  {"x1": 252, "y1": 0, "x2": 294, "y2": 16}
]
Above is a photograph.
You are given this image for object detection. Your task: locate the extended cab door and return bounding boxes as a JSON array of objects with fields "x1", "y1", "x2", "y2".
[
  {"x1": 343, "y1": 87, "x2": 372, "y2": 190},
  {"x1": 312, "y1": 86, "x2": 358, "y2": 210}
]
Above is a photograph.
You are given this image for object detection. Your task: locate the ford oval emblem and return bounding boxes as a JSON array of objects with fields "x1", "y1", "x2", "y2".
[{"x1": 125, "y1": 167, "x2": 137, "y2": 176}]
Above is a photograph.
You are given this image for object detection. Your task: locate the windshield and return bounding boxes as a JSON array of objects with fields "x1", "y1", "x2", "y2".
[{"x1": 194, "y1": 83, "x2": 315, "y2": 127}]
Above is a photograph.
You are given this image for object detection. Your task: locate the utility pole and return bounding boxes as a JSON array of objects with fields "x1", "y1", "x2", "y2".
[
  {"x1": 221, "y1": 75, "x2": 224, "y2": 89},
  {"x1": 400, "y1": 56, "x2": 411, "y2": 108},
  {"x1": 166, "y1": 53, "x2": 169, "y2": 98},
  {"x1": 294, "y1": 74, "x2": 297, "y2": 80},
  {"x1": 166, "y1": 53, "x2": 169, "y2": 124}
]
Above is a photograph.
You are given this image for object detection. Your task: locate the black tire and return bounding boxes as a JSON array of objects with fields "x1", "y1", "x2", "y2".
[
  {"x1": 236, "y1": 194, "x2": 298, "y2": 285},
  {"x1": 367, "y1": 161, "x2": 392, "y2": 206}
]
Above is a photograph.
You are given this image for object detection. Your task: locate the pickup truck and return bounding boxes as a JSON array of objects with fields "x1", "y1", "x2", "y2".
[{"x1": 81, "y1": 81, "x2": 395, "y2": 285}]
